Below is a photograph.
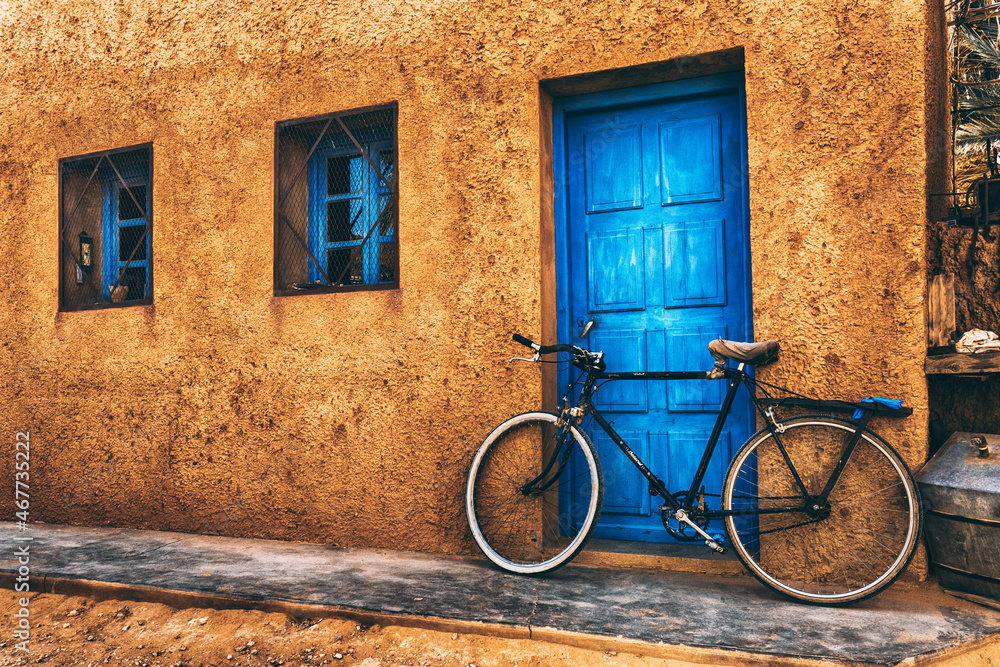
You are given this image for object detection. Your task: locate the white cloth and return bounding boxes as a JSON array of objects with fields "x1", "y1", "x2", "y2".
[{"x1": 956, "y1": 329, "x2": 1000, "y2": 353}]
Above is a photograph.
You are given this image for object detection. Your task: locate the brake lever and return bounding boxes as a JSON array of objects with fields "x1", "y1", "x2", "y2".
[{"x1": 509, "y1": 351, "x2": 541, "y2": 363}]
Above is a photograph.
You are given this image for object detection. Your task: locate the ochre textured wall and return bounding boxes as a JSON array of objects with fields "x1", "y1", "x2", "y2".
[{"x1": 0, "y1": 0, "x2": 941, "y2": 555}]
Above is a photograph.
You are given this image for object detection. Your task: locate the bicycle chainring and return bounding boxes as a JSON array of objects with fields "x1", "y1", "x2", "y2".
[{"x1": 661, "y1": 491, "x2": 710, "y2": 542}]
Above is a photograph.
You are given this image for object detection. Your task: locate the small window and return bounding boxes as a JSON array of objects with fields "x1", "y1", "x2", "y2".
[
  {"x1": 59, "y1": 145, "x2": 152, "y2": 309},
  {"x1": 274, "y1": 105, "x2": 398, "y2": 294}
]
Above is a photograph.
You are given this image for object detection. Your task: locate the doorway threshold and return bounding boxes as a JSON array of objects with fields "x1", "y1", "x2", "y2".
[{"x1": 576, "y1": 538, "x2": 744, "y2": 576}]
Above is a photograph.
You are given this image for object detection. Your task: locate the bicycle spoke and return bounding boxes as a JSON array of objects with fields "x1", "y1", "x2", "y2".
[
  {"x1": 467, "y1": 414, "x2": 603, "y2": 573},
  {"x1": 722, "y1": 416, "x2": 919, "y2": 604}
]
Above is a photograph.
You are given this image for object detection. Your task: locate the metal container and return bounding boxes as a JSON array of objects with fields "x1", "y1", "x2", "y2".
[{"x1": 916, "y1": 432, "x2": 1000, "y2": 601}]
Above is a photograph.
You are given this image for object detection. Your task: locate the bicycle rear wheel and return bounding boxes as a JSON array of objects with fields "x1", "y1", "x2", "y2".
[
  {"x1": 722, "y1": 415, "x2": 921, "y2": 605},
  {"x1": 466, "y1": 411, "x2": 603, "y2": 574}
]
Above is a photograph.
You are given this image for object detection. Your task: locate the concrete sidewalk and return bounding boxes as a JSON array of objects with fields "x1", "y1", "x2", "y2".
[{"x1": 3, "y1": 522, "x2": 1000, "y2": 666}]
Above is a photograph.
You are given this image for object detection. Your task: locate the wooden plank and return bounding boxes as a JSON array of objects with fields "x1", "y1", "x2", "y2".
[
  {"x1": 925, "y1": 352, "x2": 1000, "y2": 375},
  {"x1": 928, "y1": 274, "x2": 956, "y2": 347}
]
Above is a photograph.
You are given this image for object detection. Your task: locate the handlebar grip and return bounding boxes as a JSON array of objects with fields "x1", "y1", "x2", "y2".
[
  {"x1": 513, "y1": 333, "x2": 537, "y2": 349},
  {"x1": 513, "y1": 334, "x2": 588, "y2": 358}
]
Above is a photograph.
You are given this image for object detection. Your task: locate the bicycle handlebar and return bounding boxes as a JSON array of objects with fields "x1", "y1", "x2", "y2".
[
  {"x1": 513, "y1": 334, "x2": 584, "y2": 356},
  {"x1": 512, "y1": 334, "x2": 606, "y2": 372},
  {"x1": 512, "y1": 333, "x2": 538, "y2": 349}
]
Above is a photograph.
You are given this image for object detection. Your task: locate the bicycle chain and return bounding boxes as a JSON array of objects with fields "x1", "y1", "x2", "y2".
[{"x1": 693, "y1": 492, "x2": 825, "y2": 538}]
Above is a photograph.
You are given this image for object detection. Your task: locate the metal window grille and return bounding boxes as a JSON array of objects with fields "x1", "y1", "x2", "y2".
[
  {"x1": 58, "y1": 145, "x2": 153, "y2": 310},
  {"x1": 274, "y1": 105, "x2": 399, "y2": 295}
]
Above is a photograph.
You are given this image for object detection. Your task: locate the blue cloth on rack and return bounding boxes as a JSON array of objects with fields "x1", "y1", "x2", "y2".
[{"x1": 853, "y1": 397, "x2": 904, "y2": 421}]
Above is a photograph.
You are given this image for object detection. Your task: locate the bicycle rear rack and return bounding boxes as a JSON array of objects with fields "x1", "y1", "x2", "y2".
[{"x1": 758, "y1": 397, "x2": 913, "y2": 417}]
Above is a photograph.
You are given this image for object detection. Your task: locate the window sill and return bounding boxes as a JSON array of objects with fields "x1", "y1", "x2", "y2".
[
  {"x1": 58, "y1": 299, "x2": 153, "y2": 312},
  {"x1": 273, "y1": 283, "x2": 398, "y2": 298}
]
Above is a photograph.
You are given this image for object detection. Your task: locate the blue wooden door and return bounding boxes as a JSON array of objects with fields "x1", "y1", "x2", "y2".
[{"x1": 555, "y1": 74, "x2": 753, "y2": 543}]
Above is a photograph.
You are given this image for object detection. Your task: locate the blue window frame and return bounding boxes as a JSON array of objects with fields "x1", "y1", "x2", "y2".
[
  {"x1": 275, "y1": 105, "x2": 398, "y2": 294},
  {"x1": 306, "y1": 140, "x2": 395, "y2": 285},
  {"x1": 58, "y1": 145, "x2": 152, "y2": 310},
  {"x1": 102, "y1": 165, "x2": 150, "y2": 302}
]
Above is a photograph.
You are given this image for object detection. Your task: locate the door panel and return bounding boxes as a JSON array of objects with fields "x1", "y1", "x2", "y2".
[
  {"x1": 664, "y1": 219, "x2": 727, "y2": 307},
  {"x1": 590, "y1": 329, "x2": 647, "y2": 413},
  {"x1": 585, "y1": 125, "x2": 644, "y2": 213},
  {"x1": 666, "y1": 327, "x2": 727, "y2": 412},
  {"x1": 659, "y1": 115, "x2": 723, "y2": 205},
  {"x1": 586, "y1": 228, "x2": 645, "y2": 312},
  {"x1": 558, "y1": 75, "x2": 752, "y2": 544},
  {"x1": 594, "y1": 431, "x2": 651, "y2": 516},
  {"x1": 662, "y1": 431, "x2": 732, "y2": 502}
]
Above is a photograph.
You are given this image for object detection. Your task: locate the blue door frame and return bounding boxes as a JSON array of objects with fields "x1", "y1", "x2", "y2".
[{"x1": 552, "y1": 72, "x2": 754, "y2": 543}]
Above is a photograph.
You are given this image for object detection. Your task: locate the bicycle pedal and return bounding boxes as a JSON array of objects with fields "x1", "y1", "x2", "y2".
[{"x1": 705, "y1": 539, "x2": 727, "y2": 555}]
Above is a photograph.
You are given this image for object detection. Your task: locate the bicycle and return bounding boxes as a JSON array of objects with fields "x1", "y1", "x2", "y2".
[{"x1": 464, "y1": 334, "x2": 922, "y2": 605}]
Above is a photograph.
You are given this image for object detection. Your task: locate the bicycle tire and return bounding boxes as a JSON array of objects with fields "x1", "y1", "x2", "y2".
[
  {"x1": 721, "y1": 415, "x2": 921, "y2": 605},
  {"x1": 465, "y1": 411, "x2": 603, "y2": 574}
]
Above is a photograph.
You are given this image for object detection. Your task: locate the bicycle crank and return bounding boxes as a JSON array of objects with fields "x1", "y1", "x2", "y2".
[{"x1": 670, "y1": 508, "x2": 728, "y2": 555}]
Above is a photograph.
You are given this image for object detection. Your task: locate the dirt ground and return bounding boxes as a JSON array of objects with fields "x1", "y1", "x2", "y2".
[{"x1": 0, "y1": 592, "x2": 687, "y2": 667}]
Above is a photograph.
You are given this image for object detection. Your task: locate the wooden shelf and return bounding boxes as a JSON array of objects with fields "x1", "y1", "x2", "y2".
[{"x1": 925, "y1": 352, "x2": 1000, "y2": 375}]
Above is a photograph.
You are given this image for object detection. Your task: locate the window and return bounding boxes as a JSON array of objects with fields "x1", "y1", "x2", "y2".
[
  {"x1": 274, "y1": 105, "x2": 398, "y2": 294},
  {"x1": 59, "y1": 145, "x2": 152, "y2": 309}
]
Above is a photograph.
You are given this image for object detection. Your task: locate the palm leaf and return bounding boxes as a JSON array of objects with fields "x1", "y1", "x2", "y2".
[
  {"x1": 958, "y1": 84, "x2": 1000, "y2": 112},
  {"x1": 956, "y1": 152, "x2": 991, "y2": 192},
  {"x1": 958, "y1": 24, "x2": 1000, "y2": 72},
  {"x1": 951, "y1": 12, "x2": 1000, "y2": 190},
  {"x1": 956, "y1": 115, "x2": 1000, "y2": 153}
]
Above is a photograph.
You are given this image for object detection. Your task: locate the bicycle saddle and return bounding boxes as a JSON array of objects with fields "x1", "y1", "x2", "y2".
[{"x1": 708, "y1": 339, "x2": 780, "y2": 367}]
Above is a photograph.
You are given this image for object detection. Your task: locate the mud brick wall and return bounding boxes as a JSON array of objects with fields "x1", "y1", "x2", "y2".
[{"x1": 0, "y1": 0, "x2": 945, "y2": 554}]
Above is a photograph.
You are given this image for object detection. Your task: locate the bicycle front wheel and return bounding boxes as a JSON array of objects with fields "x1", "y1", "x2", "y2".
[
  {"x1": 722, "y1": 415, "x2": 921, "y2": 605},
  {"x1": 465, "y1": 412, "x2": 603, "y2": 574}
]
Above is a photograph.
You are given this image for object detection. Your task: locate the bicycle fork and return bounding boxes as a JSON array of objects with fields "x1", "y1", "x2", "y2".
[{"x1": 520, "y1": 403, "x2": 584, "y2": 495}]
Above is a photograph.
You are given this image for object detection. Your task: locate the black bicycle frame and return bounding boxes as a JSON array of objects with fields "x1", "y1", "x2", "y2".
[{"x1": 573, "y1": 364, "x2": 813, "y2": 520}]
